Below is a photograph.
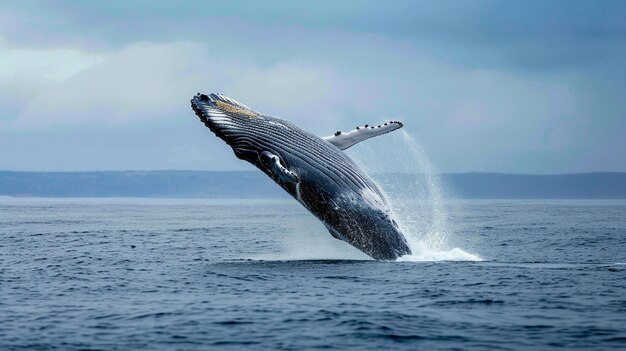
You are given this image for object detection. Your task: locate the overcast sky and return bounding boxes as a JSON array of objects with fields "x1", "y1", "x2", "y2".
[{"x1": 1, "y1": 0, "x2": 625, "y2": 173}]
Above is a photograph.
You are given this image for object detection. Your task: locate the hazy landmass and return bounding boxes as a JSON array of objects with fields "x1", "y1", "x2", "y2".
[{"x1": 1, "y1": 171, "x2": 625, "y2": 199}]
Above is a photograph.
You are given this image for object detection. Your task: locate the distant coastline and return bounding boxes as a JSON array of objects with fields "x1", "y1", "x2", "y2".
[{"x1": 1, "y1": 171, "x2": 625, "y2": 199}]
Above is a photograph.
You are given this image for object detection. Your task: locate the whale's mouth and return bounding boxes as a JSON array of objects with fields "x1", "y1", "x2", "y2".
[
  {"x1": 190, "y1": 93, "x2": 234, "y2": 140},
  {"x1": 190, "y1": 93, "x2": 264, "y2": 162}
]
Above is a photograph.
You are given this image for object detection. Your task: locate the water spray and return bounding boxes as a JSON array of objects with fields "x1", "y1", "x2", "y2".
[{"x1": 348, "y1": 129, "x2": 481, "y2": 261}]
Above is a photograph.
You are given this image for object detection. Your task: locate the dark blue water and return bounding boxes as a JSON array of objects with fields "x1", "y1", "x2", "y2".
[{"x1": 1, "y1": 198, "x2": 625, "y2": 350}]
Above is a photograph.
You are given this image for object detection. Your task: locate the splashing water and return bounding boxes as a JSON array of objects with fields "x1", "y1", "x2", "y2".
[{"x1": 348, "y1": 130, "x2": 481, "y2": 262}]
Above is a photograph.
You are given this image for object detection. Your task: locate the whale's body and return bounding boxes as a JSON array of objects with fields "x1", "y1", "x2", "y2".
[{"x1": 191, "y1": 93, "x2": 411, "y2": 260}]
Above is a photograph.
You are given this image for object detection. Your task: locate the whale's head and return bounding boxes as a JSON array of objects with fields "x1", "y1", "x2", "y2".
[{"x1": 190, "y1": 93, "x2": 278, "y2": 165}]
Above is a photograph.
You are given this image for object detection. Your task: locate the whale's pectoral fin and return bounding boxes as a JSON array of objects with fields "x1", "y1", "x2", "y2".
[
  {"x1": 322, "y1": 121, "x2": 403, "y2": 150},
  {"x1": 259, "y1": 151, "x2": 299, "y2": 183}
]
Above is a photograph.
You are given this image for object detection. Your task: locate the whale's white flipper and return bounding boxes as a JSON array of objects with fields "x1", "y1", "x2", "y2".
[
  {"x1": 322, "y1": 121, "x2": 403, "y2": 150},
  {"x1": 259, "y1": 151, "x2": 299, "y2": 183}
]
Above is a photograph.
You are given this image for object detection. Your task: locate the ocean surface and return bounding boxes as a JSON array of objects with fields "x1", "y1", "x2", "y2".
[{"x1": 1, "y1": 197, "x2": 625, "y2": 350}]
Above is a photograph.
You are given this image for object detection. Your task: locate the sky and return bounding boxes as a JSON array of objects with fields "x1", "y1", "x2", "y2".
[{"x1": 0, "y1": 0, "x2": 625, "y2": 173}]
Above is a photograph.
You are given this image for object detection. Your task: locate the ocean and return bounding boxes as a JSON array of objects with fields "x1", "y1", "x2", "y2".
[{"x1": 1, "y1": 197, "x2": 625, "y2": 350}]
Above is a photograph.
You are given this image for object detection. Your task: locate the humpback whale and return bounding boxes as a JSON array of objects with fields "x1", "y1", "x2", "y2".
[{"x1": 190, "y1": 93, "x2": 411, "y2": 260}]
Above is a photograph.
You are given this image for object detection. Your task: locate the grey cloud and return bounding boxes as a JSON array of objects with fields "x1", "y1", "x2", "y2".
[
  {"x1": 10, "y1": 41, "x2": 377, "y2": 132},
  {"x1": 2, "y1": 1, "x2": 625, "y2": 71},
  {"x1": 0, "y1": 1, "x2": 624, "y2": 173}
]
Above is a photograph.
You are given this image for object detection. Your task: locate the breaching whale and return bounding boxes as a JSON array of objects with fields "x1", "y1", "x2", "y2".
[{"x1": 190, "y1": 93, "x2": 411, "y2": 260}]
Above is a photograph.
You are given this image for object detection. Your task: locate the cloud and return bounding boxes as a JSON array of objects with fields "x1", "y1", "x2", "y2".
[
  {"x1": 0, "y1": 37, "x2": 103, "y2": 81},
  {"x1": 0, "y1": 1, "x2": 624, "y2": 172},
  {"x1": 0, "y1": 37, "x2": 104, "y2": 122},
  {"x1": 3, "y1": 37, "x2": 594, "y2": 172},
  {"x1": 2, "y1": 1, "x2": 625, "y2": 72},
  {"x1": 12, "y1": 42, "x2": 204, "y2": 128},
  {"x1": 10, "y1": 41, "x2": 381, "y2": 132}
]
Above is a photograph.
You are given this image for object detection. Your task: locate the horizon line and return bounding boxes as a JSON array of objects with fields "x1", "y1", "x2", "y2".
[{"x1": 2, "y1": 170, "x2": 626, "y2": 176}]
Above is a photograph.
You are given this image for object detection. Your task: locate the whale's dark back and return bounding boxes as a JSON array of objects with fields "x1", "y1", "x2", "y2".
[{"x1": 191, "y1": 93, "x2": 411, "y2": 260}]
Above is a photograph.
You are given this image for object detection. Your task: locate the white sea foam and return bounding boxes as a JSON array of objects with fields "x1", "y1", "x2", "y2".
[{"x1": 398, "y1": 247, "x2": 482, "y2": 262}]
